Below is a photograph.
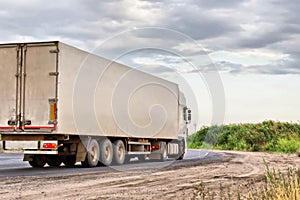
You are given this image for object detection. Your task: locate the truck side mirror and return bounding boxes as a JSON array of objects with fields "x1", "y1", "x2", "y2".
[
  {"x1": 183, "y1": 107, "x2": 187, "y2": 121},
  {"x1": 187, "y1": 110, "x2": 191, "y2": 123}
]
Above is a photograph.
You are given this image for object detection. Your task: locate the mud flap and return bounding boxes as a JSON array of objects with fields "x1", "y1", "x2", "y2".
[{"x1": 76, "y1": 137, "x2": 90, "y2": 162}]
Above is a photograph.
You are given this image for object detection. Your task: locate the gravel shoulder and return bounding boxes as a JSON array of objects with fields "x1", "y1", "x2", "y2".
[{"x1": 0, "y1": 150, "x2": 299, "y2": 199}]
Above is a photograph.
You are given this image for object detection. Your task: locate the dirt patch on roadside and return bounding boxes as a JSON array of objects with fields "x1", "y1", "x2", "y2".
[{"x1": 0, "y1": 150, "x2": 299, "y2": 199}]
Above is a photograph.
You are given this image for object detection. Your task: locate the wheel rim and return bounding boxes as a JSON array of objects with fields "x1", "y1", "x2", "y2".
[
  {"x1": 118, "y1": 145, "x2": 125, "y2": 158},
  {"x1": 163, "y1": 147, "x2": 167, "y2": 158},
  {"x1": 90, "y1": 146, "x2": 98, "y2": 162},
  {"x1": 105, "y1": 146, "x2": 111, "y2": 159}
]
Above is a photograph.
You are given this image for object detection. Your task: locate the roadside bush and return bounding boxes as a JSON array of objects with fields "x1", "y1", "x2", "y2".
[
  {"x1": 275, "y1": 139, "x2": 300, "y2": 153},
  {"x1": 188, "y1": 120, "x2": 300, "y2": 153}
]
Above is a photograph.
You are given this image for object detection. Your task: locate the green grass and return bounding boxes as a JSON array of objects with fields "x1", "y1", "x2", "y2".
[{"x1": 188, "y1": 120, "x2": 300, "y2": 153}]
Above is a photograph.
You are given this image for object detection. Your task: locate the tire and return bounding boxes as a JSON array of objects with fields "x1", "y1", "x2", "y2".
[
  {"x1": 177, "y1": 154, "x2": 184, "y2": 160},
  {"x1": 99, "y1": 138, "x2": 113, "y2": 166},
  {"x1": 63, "y1": 156, "x2": 76, "y2": 167},
  {"x1": 47, "y1": 156, "x2": 62, "y2": 167},
  {"x1": 176, "y1": 140, "x2": 185, "y2": 160},
  {"x1": 81, "y1": 139, "x2": 100, "y2": 167},
  {"x1": 112, "y1": 140, "x2": 125, "y2": 165},
  {"x1": 28, "y1": 155, "x2": 46, "y2": 168},
  {"x1": 160, "y1": 142, "x2": 168, "y2": 161}
]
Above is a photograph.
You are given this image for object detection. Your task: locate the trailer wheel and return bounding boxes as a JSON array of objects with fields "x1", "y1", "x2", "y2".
[
  {"x1": 81, "y1": 139, "x2": 100, "y2": 167},
  {"x1": 47, "y1": 156, "x2": 62, "y2": 167},
  {"x1": 63, "y1": 156, "x2": 76, "y2": 167},
  {"x1": 176, "y1": 140, "x2": 185, "y2": 160},
  {"x1": 177, "y1": 154, "x2": 184, "y2": 160},
  {"x1": 112, "y1": 140, "x2": 125, "y2": 165},
  {"x1": 99, "y1": 138, "x2": 113, "y2": 166},
  {"x1": 160, "y1": 142, "x2": 168, "y2": 161},
  {"x1": 28, "y1": 155, "x2": 47, "y2": 168}
]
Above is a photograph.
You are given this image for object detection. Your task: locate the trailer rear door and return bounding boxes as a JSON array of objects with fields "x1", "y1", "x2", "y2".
[
  {"x1": 0, "y1": 42, "x2": 58, "y2": 132},
  {"x1": 22, "y1": 43, "x2": 58, "y2": 130},
  {"x1": 0, "y1": 45, "x2": 20, "y2": 130}
]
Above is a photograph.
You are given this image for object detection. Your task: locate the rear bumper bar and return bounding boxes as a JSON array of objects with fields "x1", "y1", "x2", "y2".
[{"x1": 24, "y1": 150, "x2": 58, "y2": 155}]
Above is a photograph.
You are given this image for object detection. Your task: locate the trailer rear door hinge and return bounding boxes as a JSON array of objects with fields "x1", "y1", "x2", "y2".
[
  {"x1": 49, "y1": 49, "x2": 59, "y2": 53},
  {"x1": 49, "y1": 72, "x2": 59, "y2": 76},
  {"x1": 8, "y1": 120, "x2": 17, "y2": 126}
]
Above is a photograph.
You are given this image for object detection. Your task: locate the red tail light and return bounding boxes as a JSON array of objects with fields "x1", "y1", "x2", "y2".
[
  {"x1": 151, "y1": 145, "x2": 160, "y2": 150},
  {"x1": 43, "y1": 143, "x2": 57, "y2": 149}
]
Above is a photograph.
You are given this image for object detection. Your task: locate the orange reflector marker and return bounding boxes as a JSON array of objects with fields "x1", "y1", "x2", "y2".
[
  {"x1": 48, "y1": 98, "x2": 57, "y2": 125},
  {"x1": 43, "y1": 143, "x2": 57, "y2": 149},
  {"x1": 50, "y1": 103, "x2": 56, "y2": 121}
]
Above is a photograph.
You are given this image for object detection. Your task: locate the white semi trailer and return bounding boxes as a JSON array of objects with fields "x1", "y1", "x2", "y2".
[{"x1": 0, "y1": 41, "x2": 191, "y2": 167}]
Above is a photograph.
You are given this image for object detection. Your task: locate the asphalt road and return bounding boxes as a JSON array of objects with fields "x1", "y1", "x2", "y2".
[{"x1": 0, "y1": 150, "x2": 222, "y2": 178}]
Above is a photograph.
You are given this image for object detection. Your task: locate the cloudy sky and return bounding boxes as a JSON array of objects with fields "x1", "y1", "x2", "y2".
[{"x1": 1, "y1": 0, "x2": 299, "y2": 128}]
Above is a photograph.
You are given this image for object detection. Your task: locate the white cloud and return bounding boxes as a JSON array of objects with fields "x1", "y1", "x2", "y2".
[
  {"x1": 0, "y1": 0, "x2": 298, "y2": 76},
  {"x1": 210, "y1": 50, "x2": 289, "y2": 66},
  {"x1": 0, "y1": 0, "x2": 299, "y2": 124}
]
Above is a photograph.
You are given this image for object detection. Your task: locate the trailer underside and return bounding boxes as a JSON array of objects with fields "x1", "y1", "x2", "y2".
[{"x1": 1, "y1": 133, "x2": 185, "y2": 167}]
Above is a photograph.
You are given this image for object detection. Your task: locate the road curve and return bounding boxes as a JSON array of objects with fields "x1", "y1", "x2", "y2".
[{"x1": 0, "y1": 150, "x2": 222, "y2": 178}]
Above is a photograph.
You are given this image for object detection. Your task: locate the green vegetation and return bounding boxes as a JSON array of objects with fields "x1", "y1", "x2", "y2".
[
  {"x1": 188, "y1": 121, "x2": 300, "y2": 153},
  {"x1": 193, "y1": 164, "x2": 300, "y2": 199}
]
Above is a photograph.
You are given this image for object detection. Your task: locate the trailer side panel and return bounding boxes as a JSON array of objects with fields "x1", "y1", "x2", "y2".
[{"x1": 57, "y1": 43, "x2": 179, "y2": 139}]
